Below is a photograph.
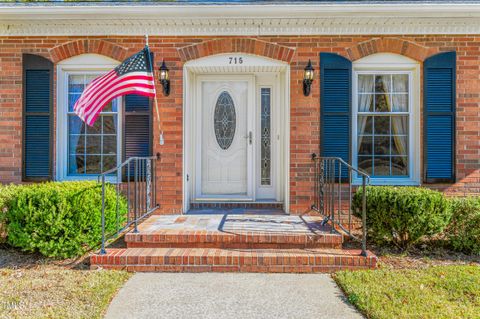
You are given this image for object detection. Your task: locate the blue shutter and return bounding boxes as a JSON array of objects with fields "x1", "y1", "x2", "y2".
[
  {"x1": 320, "y1": 53, "x2": 352, "y2": 177},
  {"x1": 124, "y1": 94, "x2": 152, "y2": 160},
  {"x1": 23, "y1": 55, "x2": 53, "y2": 181},
  {"x1": 424, "y1": 51, "x2": 456, "y2": 183}
]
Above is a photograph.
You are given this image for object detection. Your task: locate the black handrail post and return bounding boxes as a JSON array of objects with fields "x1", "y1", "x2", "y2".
[
  {"x1": 338, "y1": 163, "x2": 342, "y2": 232},
  {"x1": 311, "y1": 153, "x2": 317, "y2": 210},
  {"x1": 330, "y1": 159, "x2": 335, "y2": 234},
  {"x1": 348, "y1": 168, "x2": 352, "y2": 234},
  {"x1": 116, "y1": 172, "x2": 120, "y2": 236},
  {"x1": 361, "y1": 175, "x2": 367, "y2": 257},
  {"x1": 153, "y1": 158, "x2": 157, "y2": 207},
  {"x1": 133, "y1": 157, "x2": 139, "y2": 233},
  {"x1": 127, "y1": 161, "x2": 131, "y2": 222},
  {"x1": 100, "y1": 174, "x2": 106, "y2": 255}
]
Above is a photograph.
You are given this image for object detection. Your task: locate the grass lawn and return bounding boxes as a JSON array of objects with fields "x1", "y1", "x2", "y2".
[
  {"x1": 0, "y1": 249, "x2": 132, "y2": 319},
  {"x1": 335, "y1": 265, "x2": 480, "y2": 319}
]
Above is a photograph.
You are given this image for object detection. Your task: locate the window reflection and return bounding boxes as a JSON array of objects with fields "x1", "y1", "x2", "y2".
[
  {"x1": 357, "y1": 73, "x2": 409, "y2": 177},
  {"x1": 67, "y1": 74, "x2": 118, "y2": 176}
]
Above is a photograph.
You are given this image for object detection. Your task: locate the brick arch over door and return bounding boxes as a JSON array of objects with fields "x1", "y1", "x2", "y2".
[
  {"x1": 346, "y1": 37, "x2": 434, "y2": 62},
  {"x1": 178, "y1": 38, "x2": 296, "y2": 63},
  {"x1": 48, "y1": 39, "x2": 129, "y2": 63}
]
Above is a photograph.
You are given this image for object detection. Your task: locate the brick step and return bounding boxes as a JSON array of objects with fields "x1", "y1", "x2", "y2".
[
  {"x1": 125, "y1": 230, "x2": 343, "y2": 249},
  {"x1": 125, "y1": 214, "x2": 344, "y2": 249},
  {"x1": 90, "y1": 248, "x2": 377, "y2": 273},
  {"x1": 189, "y1": 202, "x2": 284, "y2": 210}
]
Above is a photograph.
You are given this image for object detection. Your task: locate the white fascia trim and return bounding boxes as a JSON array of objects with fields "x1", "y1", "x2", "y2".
[
  {"x1": 2, "y1": 4, "x2": 480, "y2": 36},
  {"x1": 2, "y1": 4, "x2": 480, "y2": 19}
]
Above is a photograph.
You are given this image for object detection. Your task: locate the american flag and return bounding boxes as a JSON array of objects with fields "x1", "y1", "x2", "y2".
[{"x1": 74, "y1": 47, "x2": 156, "y2": 126}]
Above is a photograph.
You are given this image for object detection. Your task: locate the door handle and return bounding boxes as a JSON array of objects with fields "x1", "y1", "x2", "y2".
[{"x1": 244, "y1": 131, "x2": 253, "y2": 145}]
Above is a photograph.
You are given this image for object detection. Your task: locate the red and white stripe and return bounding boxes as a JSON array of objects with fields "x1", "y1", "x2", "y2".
[{"x1": 74, "y1": 70, "x2": 155, "y2": 126}]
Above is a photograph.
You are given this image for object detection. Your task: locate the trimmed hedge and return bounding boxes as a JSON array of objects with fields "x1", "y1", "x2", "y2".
[
  {"x1": 446, "y1": 197, "x2": 480, "y2": 255},
  {"x1": 353, "y1": 186, "x2": 451, "y2": 250},
  {"x1": 0, "y1": 184, "x2": 23, "y2": 243},
  {"x1": 3, "y1": 181, "x2": 126, "y2": 258}
]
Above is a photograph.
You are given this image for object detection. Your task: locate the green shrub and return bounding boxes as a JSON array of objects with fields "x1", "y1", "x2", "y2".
[
  {"x1": 446, "y1": 197, "x2": 480, "y2": 255},
  {"x1": 0, "y1": 184, "x2": 24, "y2": 243},
  {"x1": 353, "y1": 186, "x2": 451, "y2": 250},
  {"x1": 5, "y1": 181, "x2": 127, "y2": 258}
]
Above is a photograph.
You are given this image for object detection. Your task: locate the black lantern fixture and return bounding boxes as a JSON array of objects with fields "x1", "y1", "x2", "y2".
[
  {"x1": 159, "y1": 60, "x2": 170, "y2": 96},
  {"x1": 303, "y1": 59, "x2": 315, "y2": 96}
]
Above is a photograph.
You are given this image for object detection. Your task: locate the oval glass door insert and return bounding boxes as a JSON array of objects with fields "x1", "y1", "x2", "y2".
[{"x1": 214, "y1": 91, "x2": 236, "y2": 150}]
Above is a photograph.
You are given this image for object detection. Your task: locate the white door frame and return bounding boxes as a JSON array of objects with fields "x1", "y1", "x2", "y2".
[
  {"x1": 182, "y1": 53, "x2": 290, "y2": 213},
  {"x1": 194, "y1": 74, "x2": 255, "y2": 200},
  {"x1": 255, "y1": 73, "x2": 281, "y2": 200}
]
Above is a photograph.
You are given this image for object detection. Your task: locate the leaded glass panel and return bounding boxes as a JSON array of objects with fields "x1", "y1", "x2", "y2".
[
  {"x1": 214, "y1": 91, "x2": 236, "y2": 150},
  {"x1": 261, "y1": 88, "x2": 271, "y2": 185}
]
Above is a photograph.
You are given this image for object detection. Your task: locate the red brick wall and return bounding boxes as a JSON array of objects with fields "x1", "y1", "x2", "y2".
[{"x1": 0, "y1": 35, "x2": 479, "y2": 214}]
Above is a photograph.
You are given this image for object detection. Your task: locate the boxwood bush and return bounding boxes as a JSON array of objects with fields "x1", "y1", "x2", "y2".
[
  {"x1": 4, "y1": 181, "x2": 126, "y2": 258},
  {"x1": 0, "y1": 184, "x2": 24, "y2": 243},
  {"x1": 353, "y1": 186, "x2": 451, "y2": 250},
  {"x1": 446, "y1": 197, "x2": 480, "y2": 255}
]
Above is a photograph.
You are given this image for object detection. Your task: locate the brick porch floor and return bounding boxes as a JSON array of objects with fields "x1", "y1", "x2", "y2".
[{"x1": 91, "y1": 213, "x2": 377, "y2": 273}]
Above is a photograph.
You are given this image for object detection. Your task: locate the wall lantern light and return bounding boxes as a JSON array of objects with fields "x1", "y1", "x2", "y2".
[
  {"x1": 159, "y1": 60, "x2": 170, "y2": 96},
  {"x1": 303, "y1": 59, "x2": 315, "y2": 96}
]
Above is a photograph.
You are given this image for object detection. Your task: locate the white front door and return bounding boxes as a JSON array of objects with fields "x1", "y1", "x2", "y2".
[{"x1": 195, "y1": 76, "x2": 254, "y2": 199}]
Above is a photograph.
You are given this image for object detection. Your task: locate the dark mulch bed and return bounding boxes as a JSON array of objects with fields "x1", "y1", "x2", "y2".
[
  {"x1": 0, "y1": 234, "x2": 127, "y2": 270},
  {"x1": 0, "y1": 244, "x2": 91, "y2": 270}
]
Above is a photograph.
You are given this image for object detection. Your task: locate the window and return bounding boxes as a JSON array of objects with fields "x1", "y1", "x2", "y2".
[
  {"x1": 352, "y1": 53, "x2": 420, "y2": 185},
  {"x1": 356, "y1": 73, "x2": 409, "y2": 177},
  {"x1": 67, "y1": 74, "x2": 119, "y2": 176},
  {"x1": 260, "y1": 87, "x2": 271, "y2": 186},
  {"x1": 57, "y1": 54, "x2": 121, "y2": 180}
]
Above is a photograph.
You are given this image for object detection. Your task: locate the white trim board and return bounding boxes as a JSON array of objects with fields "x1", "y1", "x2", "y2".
[
  {"x1": 2, "y1": 17, "x2": 480, "y2": 36},
  {"x1": 3, "y1": 3, "x2": 480, "y2": 18},
  {"x1": 2, "y1": 2, "x2": 480, "y2": 36}
]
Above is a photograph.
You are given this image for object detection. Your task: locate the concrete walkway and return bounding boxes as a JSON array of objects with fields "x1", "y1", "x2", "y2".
[{"x1": 105, "y1": 273, "x2": 363, "y2": 319}]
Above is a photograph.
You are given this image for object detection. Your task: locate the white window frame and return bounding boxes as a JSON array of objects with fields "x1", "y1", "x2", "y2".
[
  {"x1": 56, "y1": 54, "x2": 122, "y2": 181},
  {"x1": 352, "y1": 53, "x2": 420, "y2": 186}
]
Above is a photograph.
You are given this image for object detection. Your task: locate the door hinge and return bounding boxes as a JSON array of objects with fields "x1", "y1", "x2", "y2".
[{"x1": 186, "y1": 174, "x2": 189, "y2": 182}]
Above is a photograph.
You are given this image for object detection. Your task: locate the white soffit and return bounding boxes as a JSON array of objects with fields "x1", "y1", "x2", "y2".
[{"x1": 1, "y1": 4, "x2": 480, "y2": 36}]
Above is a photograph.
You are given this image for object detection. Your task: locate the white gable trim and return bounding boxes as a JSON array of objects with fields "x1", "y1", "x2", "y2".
[{"x1": 1, "y1": 4, "x2": 480, "y2": 36}]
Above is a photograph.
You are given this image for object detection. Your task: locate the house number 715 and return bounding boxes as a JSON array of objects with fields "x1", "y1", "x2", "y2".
[{"x1": 229, "y1": 57, "x2": 243, "y2": 64}]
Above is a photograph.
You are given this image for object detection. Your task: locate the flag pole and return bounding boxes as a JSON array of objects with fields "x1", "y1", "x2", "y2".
[{"x1": 145, "y1": 34, "x2": 164, "y2": 145}]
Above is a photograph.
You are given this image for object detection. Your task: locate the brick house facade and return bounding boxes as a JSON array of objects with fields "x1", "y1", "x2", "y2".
[{"x1": 1, "y1": 1, "x2": 480, "y2": 214}]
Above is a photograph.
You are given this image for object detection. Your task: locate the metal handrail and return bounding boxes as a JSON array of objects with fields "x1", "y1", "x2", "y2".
[
  {"x1": 311, "y1": 153, "x2": 370, "y2": 256},
  {"x1": 99, "y1": 155, "x2": 159, "y2": 255}
]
